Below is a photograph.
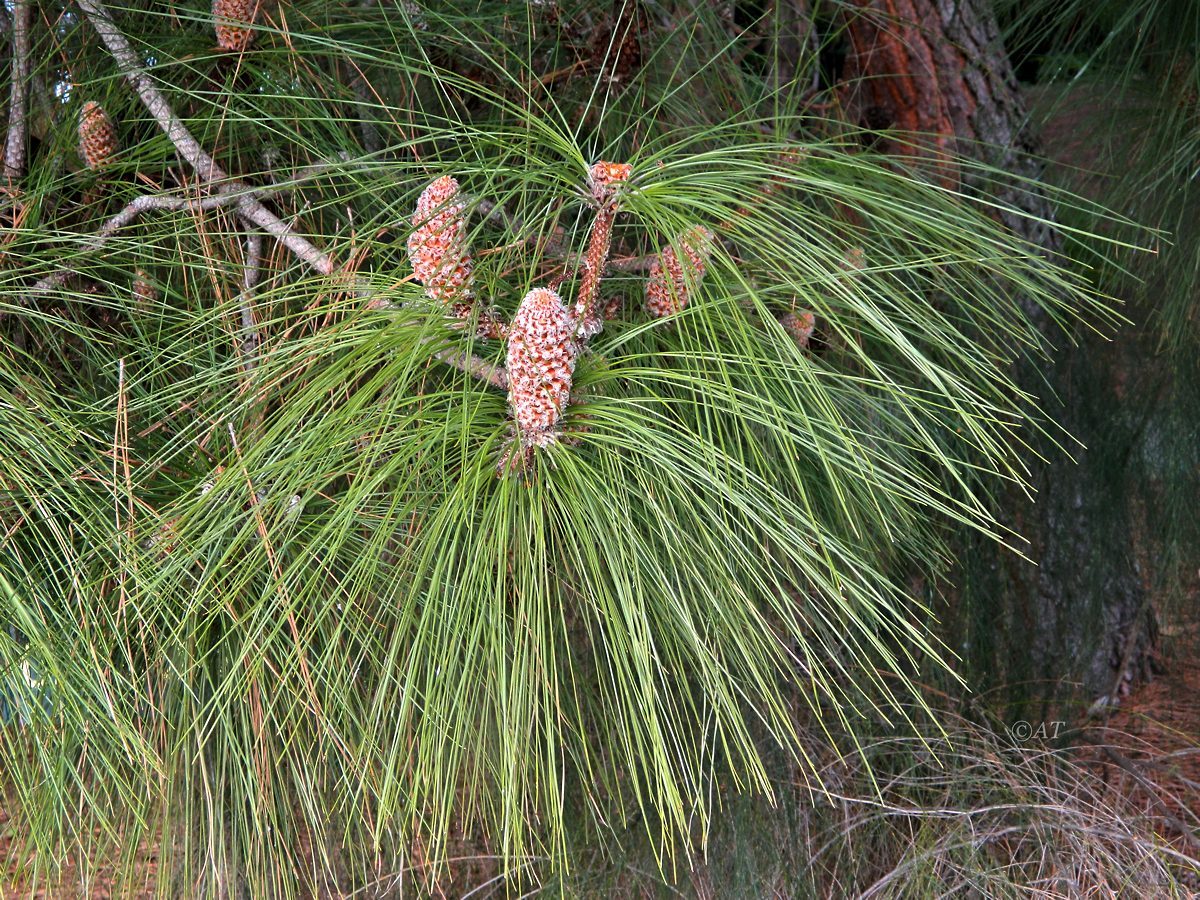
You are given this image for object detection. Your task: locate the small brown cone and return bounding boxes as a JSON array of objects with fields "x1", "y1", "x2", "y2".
[
  {"x1": 132, "y1": 270, "x2": 158, "y2": 312},
  {"x1": 645, "y1": 226, "x2": 715, "y2": 318},
  {"x1": 780, "y1": 309, "x2": 816, "y2": 348},
  {"x1": 213, "y1": 0, "x2": 259, "y2": 52},
  {"x1": 407, "y1": 175, "x2": 475, "y2": 307},
  {"x1": 79, "y1": 101, "x2": 118, "y2": 171},
  {"x1": 840, "y1": 246, "x2": 866, "y2": 272},
  {"x1": 506, "y1": 287, "x2": 577, "y2": 450}
]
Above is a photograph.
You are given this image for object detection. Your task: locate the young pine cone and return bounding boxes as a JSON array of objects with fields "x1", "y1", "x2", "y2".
[
  {"x1": 213, "y1": 0, "x2": 259, "y2": 52},
  {"x1": 507, "y1": 287, "x2": 577, "y2": 448},
  {"x1": 779, "y1": 309, "x2": 816, "y2": 348},
  {"x1": 78, "y1": 101, "x2": 118, "y2": 171},
  {"x1": 645, "y1": 226, "x2": 715, "y2": 317},
  {"x1": 407, "y1": 175, "x2": 475, "y2": 306},
  {"x1": 132, "y1": 270, "x2": 158, "y2": 312}
]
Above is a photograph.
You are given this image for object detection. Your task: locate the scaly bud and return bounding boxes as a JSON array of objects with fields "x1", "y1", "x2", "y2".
[
  {"x1": 587, "y1": 160, "x2": 632, "y2": 208},
  {"x1": 645, "y1": 226, "x2": 715, "y2": 317}
]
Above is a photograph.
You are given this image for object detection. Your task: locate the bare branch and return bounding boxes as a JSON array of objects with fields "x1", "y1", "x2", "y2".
[
  {"x1": 238, "y1": 231, "x2": 264, "y2": 366},
  {"x1": 433, "y1": 347, "x2": 507, "y2": 391},
  {"x1": 259, "y1": 153, "x2": 354, "y2": 199},
  {"x1": 606, "y1": 252, "x2": 657, "y2": 273},
  {"x1": 28, "y1": 189, "x2": 256, "y2": 296},
  {"x1": 3, "y1": 0, "x2": 31, "y2": 179},
  {"x1": 75, "y1": 0, "x2": 507, "y2": 391}
]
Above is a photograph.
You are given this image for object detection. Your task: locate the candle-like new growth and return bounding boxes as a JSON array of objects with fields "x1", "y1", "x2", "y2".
[
  {"x1": 506, "y1": 287, "x2": 577, "y2": 450},
  {"x1": 645, "y1": 225, "x2": 715, "y2": 317},
  {"x1": 78, "y1": 101, "x2": 118, "y2": 171},
  {"x1": 407, "y1": 175, "x2": 476, "y2": 307},
  {"x1": 576, "y1": 161, "x2": 632, "y2": 337},
  {"x1": 587, "y1": 160, "x2": 632, "y2": 208},
  {"x1": 213, "y1": 0, "x2": 259, "y2": 52}
]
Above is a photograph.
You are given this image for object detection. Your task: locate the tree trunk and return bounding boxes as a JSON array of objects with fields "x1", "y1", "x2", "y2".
[
  {"x1": 838, "y1": 0, "x2": 1054, "y2": 251},
  {"x1": 835, "y1": 0, "x2": 1155, "y2": 707}
]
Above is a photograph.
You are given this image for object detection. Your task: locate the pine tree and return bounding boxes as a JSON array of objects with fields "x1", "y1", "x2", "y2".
[{"x1": 0, "y1": 0, "x2": 1192, "y2": 895}]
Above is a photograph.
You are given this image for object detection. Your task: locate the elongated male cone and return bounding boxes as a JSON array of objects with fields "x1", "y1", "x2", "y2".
[
  {"x1": 79, "y1": 101, "x2": 118, "y2": 171},
  {"x1": 507, "y1": 288, "x2": 577, "y2": 446},
  {"x1": 214, "y1": 0, "x2": 259, "y2": 52},
  {"x1": 407, "y1": 175, "x2": 475, "y2": 305},
  {"x1": 645, "y1": 226, "x2": 715, "y2": 317}
]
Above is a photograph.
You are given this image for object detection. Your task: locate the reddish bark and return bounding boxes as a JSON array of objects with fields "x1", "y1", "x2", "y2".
[{"x1": 839, "y1": 0, "x2": 1050, "y2": 248}]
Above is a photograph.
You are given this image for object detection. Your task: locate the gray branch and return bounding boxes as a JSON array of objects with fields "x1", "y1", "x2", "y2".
[
  {"x1": 259, "y1": 153, "x2": 354, "y2": 199},
  {"x1": 3, "y1": 0, "x2": 31, "y2": 179},
  {"x1": 606, "y1": 252, "x2": 657, "y2": 273},
  {"x1": 433, "y1": 347, "x2": 507, "y2": 391},
  {"x1": 238, "y1": 230, "x2": 264, "y2": 366}
]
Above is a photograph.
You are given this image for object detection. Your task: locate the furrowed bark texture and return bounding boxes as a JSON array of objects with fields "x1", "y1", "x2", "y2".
[
  {"x1": 3, "y1": 0, "x2": 31, "y2": 179},
  {"x1": 837, "y1": 0, "x2": 1151, "y2": 702},
  {"x1": 840, "y1": 0, "x2": 1055, "y2": 252}
]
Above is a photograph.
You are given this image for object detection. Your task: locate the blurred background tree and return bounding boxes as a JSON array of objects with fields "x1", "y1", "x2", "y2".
[{"x1": 0, "y1": 0, "x2": 1195, "y2": 895}]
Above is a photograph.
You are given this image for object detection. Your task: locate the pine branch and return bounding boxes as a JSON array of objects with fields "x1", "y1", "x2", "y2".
[
  {"x1": 75, "y1": 0, "x2": 508, "y2": 391},
  {"x1": 2, "y1": 0, "x2": 31, "y2": 180},
  {"x1": 238, "y1": 230, "x2": 264, "y2": 366},
  {"x1": 76, "y1": 0, "x2": 333, "y2": 275},
  {"x1": 432, "y1": 346, "x2": 508, "y2": 390},
  {"x1": 607, "y1": 252, "x2": 658, "y2": 273},
  {"x1": 261, "y1": 153, "x2": 354, "y2": 198}
]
